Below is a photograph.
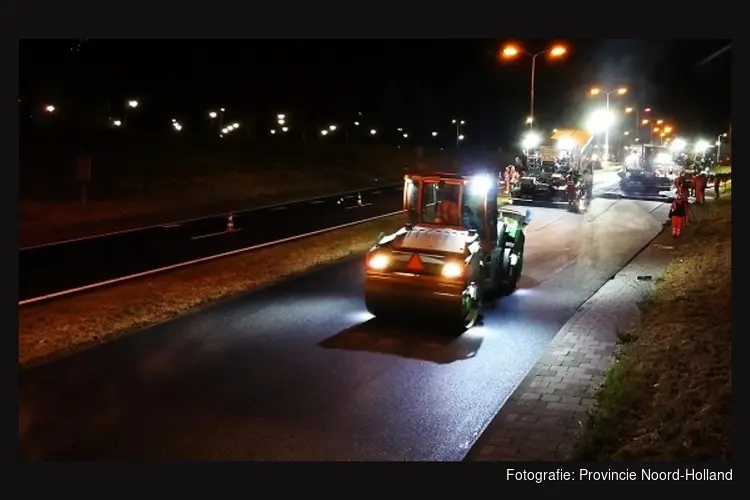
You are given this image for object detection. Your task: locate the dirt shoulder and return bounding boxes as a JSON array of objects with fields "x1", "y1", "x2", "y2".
[
  {"x1": 19, "y1": 213, "x2": 405, "y2": 368},
  {"x1": 573, "y1": 195, "x2": 731, "y2": 460}
]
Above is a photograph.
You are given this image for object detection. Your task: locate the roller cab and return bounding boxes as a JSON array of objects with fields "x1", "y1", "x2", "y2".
[{"x1": 364, "y1": 169, "x2": 531, "y2": 332}]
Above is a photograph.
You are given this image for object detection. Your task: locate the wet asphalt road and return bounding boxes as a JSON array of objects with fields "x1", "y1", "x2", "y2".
[
  {"x1": 19, "y1": 197, "x2": 670, "y2": 461},
  {"x1": 19, "y1": 184, "x2": 403, "y2": 302}
]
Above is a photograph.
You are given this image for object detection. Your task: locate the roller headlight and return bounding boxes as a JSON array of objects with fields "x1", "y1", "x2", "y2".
[
  {"x1": 441, "y1": 261, "x2": 464, "y2": 278},
  {"x1": 368, "y1": 253, "x2": 390, "y2": 270}
]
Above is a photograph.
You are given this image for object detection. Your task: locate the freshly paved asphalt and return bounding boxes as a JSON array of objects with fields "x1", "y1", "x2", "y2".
[
  {"x1": 19, "y1": 184, "x2": 403, "y2": 301},
  {"x1": 19, "y1": 195, "x2": 670, "y2": 461}
]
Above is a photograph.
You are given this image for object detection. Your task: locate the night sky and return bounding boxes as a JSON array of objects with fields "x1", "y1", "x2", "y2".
[{"x1": 19, "y1": 39, "x2": 731, "y2": 147}]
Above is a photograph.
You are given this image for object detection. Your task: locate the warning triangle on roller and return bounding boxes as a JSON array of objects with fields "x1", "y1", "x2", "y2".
[{"x1": 407, "y1": 253, "x2": 424, "y2": 271}]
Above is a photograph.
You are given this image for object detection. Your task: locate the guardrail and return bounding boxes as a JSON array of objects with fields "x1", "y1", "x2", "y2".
[{"x1": 20, "y1": 181, "x2": 403, "y2": 251}]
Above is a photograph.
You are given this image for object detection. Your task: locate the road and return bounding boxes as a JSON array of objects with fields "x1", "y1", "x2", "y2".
[
  {"x1": 19, "y1": 197, "x2": 670, "y2": 461},
  {"x1": 19, "y1": 185, "x2": 403, "y2": 302}
]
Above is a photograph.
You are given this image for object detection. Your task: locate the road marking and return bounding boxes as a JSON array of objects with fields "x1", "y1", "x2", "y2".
[
  {"x1": 20, "y1": 183, "x2": 402, "y2": 250},
  {"x1": 269, "y1": 206, "x2": 288, "y2": 211},
  {"x1": 345, "y1": 203, "x2": 373, "y2": 210},
  {"x1": 310, "y1": 200, "x2": 325, "y2": 205},
  {"x1": 19, "y1": 210, "x2": 406, "y2": 307},
  {"x1": 160, "y1": 223, "x2": 182, "y2": 229},
  {"x1": 190, "y1": 228, "x2": 244, "y2": 240}
]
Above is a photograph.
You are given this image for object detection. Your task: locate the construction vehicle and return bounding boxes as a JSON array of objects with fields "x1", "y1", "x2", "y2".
[
  {"x1": 619, "y1": 143, "x2": 673, "y2": 194},
  {"x1": 512, "y1": 129, "x2": 592, "y2": 203},
  {"x1": 363, "y1": 167, "x2": 531, "y2": 331}
]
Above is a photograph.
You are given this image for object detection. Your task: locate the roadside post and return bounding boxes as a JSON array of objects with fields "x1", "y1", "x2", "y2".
[{"x1": 75, "y1": 156, "x2": 92, "y2": 205}]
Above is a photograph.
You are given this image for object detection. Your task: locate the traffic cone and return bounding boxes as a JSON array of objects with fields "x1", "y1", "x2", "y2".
[{"x1": 227, "y1": 213, "x2": 234, "y2": 232}]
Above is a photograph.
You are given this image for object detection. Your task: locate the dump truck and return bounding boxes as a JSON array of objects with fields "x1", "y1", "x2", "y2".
[{"x1": 363, "y1": 167, "x2": 531, "y2": 331}]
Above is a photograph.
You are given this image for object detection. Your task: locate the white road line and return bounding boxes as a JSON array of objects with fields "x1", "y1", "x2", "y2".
[
  {"x1": 345, "y1": 203, "x2": 373, "y2": 210},
  {"x1": 18, "y1": 210, "x2": 406, "y2": 307},
  {"x1": 190, "y1": 228, "x2": 243, "y2": 240},
  {"x1": 160, "y1": 223, "x2": 182, "y2": 229},
  {"x1": 269, "y1": 206, "x2": 288, "y2": 211},
  {"x1": 20, "y1": 183, "x2": 402, "y2": 251},
  {"x1": 310, "y1": 200, "x2": 326, "y2": 205}
]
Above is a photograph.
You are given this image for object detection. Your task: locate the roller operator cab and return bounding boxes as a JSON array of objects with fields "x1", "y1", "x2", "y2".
[{"x1": 364, "y1": 171, "x2": 531, "y2": 331}]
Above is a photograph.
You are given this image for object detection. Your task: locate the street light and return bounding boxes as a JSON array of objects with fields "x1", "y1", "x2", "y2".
[
  {"x1": 431, "y1": 131, "x2": 438, "y2": 137},
  {"x1": 209, "y1": 111, "x2": 217, "y2": 119},
  {"x1": 113, "y1": 119, "x2": 122, "y2": 127},
  {"x1": 589, "y1": 86, "x2": 627, "y2": 161},
  {"x1": 281, "y1": 126, "x2": 289, "y2": 132},
  {"x1": 329, "y1": 125, "x2": 337, "y2": 131},
  {"x1": 127, "y1": 100, "x2": 139, "y2": 108},
  {"x1": 270, "y1": 129, "x2": 276, "y2": 135},
  {"x1": 451, "y1": 119, "x2": 466, "y2": 148},
  {"x1": 354, "y1": 121, "x2": 360, "y2": 126},
  {"x1": 278, "y1": 119, "x2": 285, "y2": 125},
  {"x1": 403, "y1": 133, "x2": 409, "y2": 138},
  {"x1": 656, "y1": 119, "x2": 663, "y2": 125},
  {"x1": 277, "y1": 114, "x2": 285, "y2": 120},
  {"x1": 694, "y1": 140, "x2": 710, "y2": 153},
  {"x1": 458, "y1": 134, "x2": 465, "y2": 141},
  {"x1": 44, "y1": 104, "x2": 56, "y2": 113},
  {"x1": 370, "y1": 129, "x2": 377, "y2": 135},
  {"x1": 321, "y1": 129, "x2": 329, "y2": 135},
  {"x1": 500, "y1": 42, "x2": 567, "y2": 129},
  {"x1": 525, "y1": 116, "x2": 533, "y2": 125}
]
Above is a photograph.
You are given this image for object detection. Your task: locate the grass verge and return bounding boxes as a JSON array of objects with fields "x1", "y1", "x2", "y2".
[
  {"x1": 19, "y1": 213, "x2": 405, "y2": 367},
  {"x1": 714, "y1": 165, "x2": 731, "y2": 174},
  {"x1": 573, "y1": 195, "x2": 731, "y2": 460}
]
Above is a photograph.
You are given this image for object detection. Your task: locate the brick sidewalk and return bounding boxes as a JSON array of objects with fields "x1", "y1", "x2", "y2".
[{"x1": 465, "y1": 201, "x2": 710, "y2": 461}]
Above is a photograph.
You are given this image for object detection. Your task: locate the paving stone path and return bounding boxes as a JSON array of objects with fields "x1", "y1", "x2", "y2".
[{"x1": 466, "y1": 201, "x2": 710, "y2": 461}]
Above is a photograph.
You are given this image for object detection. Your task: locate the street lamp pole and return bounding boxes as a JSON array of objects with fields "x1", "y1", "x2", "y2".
[{"x1": 500, "y1": 43, "x2": 567, "y2": 130}]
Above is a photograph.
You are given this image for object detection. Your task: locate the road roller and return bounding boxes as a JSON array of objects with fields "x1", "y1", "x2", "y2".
[{"x1": 363, "y1": 168, "x2": 531, "y2": 331}]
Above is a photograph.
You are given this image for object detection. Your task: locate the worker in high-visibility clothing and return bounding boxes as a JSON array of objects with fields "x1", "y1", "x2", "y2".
[
  {"x1": 694, "y1": 172, "x2": 707, "y2": 204},
  {"x1": 669, "y1": 193, "x2": 688, "y2": 237}
]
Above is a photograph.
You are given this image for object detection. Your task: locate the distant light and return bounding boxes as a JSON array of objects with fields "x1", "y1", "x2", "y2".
[
  {"x1": 397, "y1": 128, "x2": 403, "y2": 132},
  {"x1": 431, "y1": 131, "x2": 438, "y2": 137},
  {"x1": 641, "y1": 119, "x2": 649, "y2": 125},
  {"x1": 220, "y1": 108, "x2": 225, "y2": 112},
  {"x1": 403, "y1": 133, "x2": 408, "y2": 138},
  {"x1": 460, "y1": 120, "x2": 465, "y2": 125},
  {"x1": 278, "y1": 119, "x2": 285, "y2": 125},
  {"x1": 113, "y1": 119, "x2": 122, "y2": 127},
  {"x1": 44, "y1": 105, "x2": 55, "y2": 113},
  {"x1": 277, "y1": 114, "x2": 285, "y2": 120},
  {"x1": 270, "y1": 129, "x2": 277, "y2": 135},
  {"x1": 617, "y1": 87, "x2": 628, "y2": 95},
  {"x1": 625, "y1": 107, "x2": 633, "y2": 113},
  {"x1": 329, "y1": 125, "x2": 337, "y2": 131},
  {"x1": 281, "y1": 126, "x2": 289, "y2": 132},
  {"x1": 458, "y1": 134, "x2": 465, "y2": 141},
  {"x1": 694, "y1": 140, "x2": 709, "y2": 152},
  {"x1": 521, "y1": 131, "x2": 541, "y2": 149},
  {"x1": 623, "y1": 131, "x2": 630, "y2": 136},
  {"x1": 222, "y1": 128, "x2": 229, "y2": 133},
  {"x1": 586, "y1": 109, "x2": 614, "y2": 133},
  {"x1": 370, "y1": 129, "x2": 377, "y2": 135},
  {"x1": 556, "y1": 136, "x2": 575, "y2": 151},
  {"x1": 552, "y1": 128, "x2": 558, "y2": 133},
  {"x1": 172, "y1": 118, "x2": 177, "y2": 123},
  {"x1": 127, "y1": 100, "x2": 139, "y2": 108},
  {"x1": 644, "y1": 108, "x2": 651, "y2": 112},
  {"x1": 525, "y1": 116, "x2": 533, "y2": 124},
  {"x1": 232, "y1": 122, "x2": 240, "y2": 128},
  {"x1": 452, "y1": 119, "x2": 457, "y2": 124},
  {"x1": 209, "y1": 111, "x2": 217, "y2": 118},
  {"x1": 354, "y1": 121, "x2": 360, "y2": 126},
  {"x1": 321, "y1": 129, "x2": 328, "y2": 135},
  {"x1": 227, "y1": 125, "x2": 235, "y2": 130}
]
